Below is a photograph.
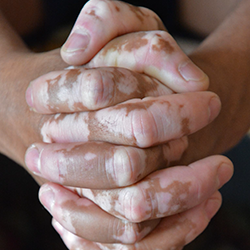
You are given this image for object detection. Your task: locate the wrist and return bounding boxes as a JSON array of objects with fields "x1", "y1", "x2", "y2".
[
  {"x1": 181, "y1": 46, "x2": 250, "y2": 164},
  {"x1": 0, "y1": 50, "x2": 67, "y2": 167}
]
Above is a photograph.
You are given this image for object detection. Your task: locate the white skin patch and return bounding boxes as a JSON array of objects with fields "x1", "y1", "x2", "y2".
[
  {"x1": 116, "y1": 71, "x2": 138, "y2": 95},
  {"x1": 54, "y1": 113, "x2": 61, "y2": 119},
  {"x1": 84, "y1": 152, "x2": 97, "y2": 161},
  {"x1": 57, "y1": 72, "x2": 83, "y2": 111},
  {"x1": 40, "y1": 113, "x2": 90, "y2": 143},
  {"x1": 57, "y1": 85, "x2": 76, "y2": 110},
  {"x1": 60, "y1": 208, "x2": 77, "y2": 234},
  {"x1": 120, "y1": 185, "x2": 152, "y2": 221},
  {"x1": 113, "y1": 220, "x2": 137, "y2": 244},
  {"x1": 37, "y1": 81, "x2": 49, "y2": 110},
  {"x1": 154, "y1": 191, "x2": 172, "y2": 217},
  {"x1": 41, "y1": 150, "x2": 69, "y2": 181},
  {"x1": 79, "y1": 182, "x2": 153, "y2": 221},
  {"x1": 41, "y1": 94, "x2": 183, "y2": 147}
]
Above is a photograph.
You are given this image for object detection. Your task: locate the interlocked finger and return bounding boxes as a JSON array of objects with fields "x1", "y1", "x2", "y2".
[
  {"x1": 25, "y1": 137, "x2": 188, "y2": 188},
  {"x1": 26, "y1": 67, "x2": 173, "y2": 114},
  {"x1": 39, "y1": 92, "x2": 220, "y2": 148}
]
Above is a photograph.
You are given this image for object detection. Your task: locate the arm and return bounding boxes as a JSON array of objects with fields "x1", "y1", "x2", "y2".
[
  {"x1": 181, "y1": 0, "x2": 250, "y2": 164},
  {"x1": 0, "y1": 11, "x2": 67, "y2": 168}
]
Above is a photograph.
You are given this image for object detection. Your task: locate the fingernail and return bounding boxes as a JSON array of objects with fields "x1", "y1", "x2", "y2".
[
  {"x1": 208, "y1": 96, "x2": 221, "y2": 123},
  {"x1": 39, "y1": 184, "x2": 55, "y2": 212},
  {"x1": 205, "y1": 197, "x2": 221, "y2": 220},
  {"x1": 62, "y1": 30, "x2": 90, "y2": 53},
  {"x1": 25, "y1": 145, "x2": 41, "y2": 175},
  {"x1": 26, "y1": 86, "x2": 33, "y2": 108},
  {"x1": 217, "y1": 162, "x2": 234, "y2": 188},
  {"x1": 179, "y1": 60, "x2": 207, "y2": 82}
]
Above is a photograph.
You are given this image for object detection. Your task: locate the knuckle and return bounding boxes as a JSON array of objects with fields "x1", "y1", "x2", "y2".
[
  {"x1": 81, "y1": 69, "x2": 107, "y2": 109},
  {"x1": 123, "y1": 222, "x2": 142, "y2": 244},
  {"x1": 132, "y1": 110, "x2": 158, "y2": 148},
  {"x1": 113, "y1": 147, "x2": 145, "y2": 187},
  {"x1": 123, "y1": 186, "x2": 152, "y2": 222},
  {"x1": 112, "y1": 148, "x2": 133, "y2": 187}
]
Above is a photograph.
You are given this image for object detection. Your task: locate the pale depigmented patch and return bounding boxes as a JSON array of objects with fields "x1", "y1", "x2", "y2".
[
  {"x1": 113, "y1": 220, "x2": 137, "y2": 244},
  {"x1": 84, "y1": 152, "x2": 97, "y2": 161},
  {"x1": 116, "y1": 71, "x2": 138, "y2": 95},
  {"x1": 86, "y1": 30, "x2": 194, "y2": 92},
  {"x1": 40, "y1": 113, "x2": 90, "y2": 143},
  {"x1": 154, "y1": 191, "x2": 172, "y2": 217},
  {"x1": 89, "y1": 32, "x2": 152, "y2": 71},
  {"x1": 80, "y1": 177, "x2": 192, "y2": 222},
  {"x1": 41, "y1": 95, "x2": 189, "y2": 148},
  {"x1": 144, "y1": 64, "x2": 175, "y2": 90}
]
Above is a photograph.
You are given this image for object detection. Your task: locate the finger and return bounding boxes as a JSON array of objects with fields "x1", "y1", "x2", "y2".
[
  {"x1": 40, "y1": 92, "x2": 221, "y2": 148},
  {"x1": 53, "y1": 192, "x2": 222, "y2": 250},
  {"x1": 73, "y1": 155, "x2": 233, "y2": 222},
  {"x1": 87, "y1": 31, "x2": 209, "y2": 92},
  {"x1": 25, "y1": 137, "x2": 188, "y2": 189},
  {"x1": 130, "y1": 191, "x2": 222, "y2": 250},
  {"x1": 52, "y1": 219, "x2": 101, "y2": 250},
  {"x1": 61, "y1": 0, "x2": 166, "y2": 65},
  {"x1": 39, "y1": 183, "x2": 160, "y2": 244},
  {"x1": 26, "y1": 67, "x2": 173, "y2": 114}
]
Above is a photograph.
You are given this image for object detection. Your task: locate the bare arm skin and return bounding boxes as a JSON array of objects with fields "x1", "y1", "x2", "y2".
[
  {"x1": 181, "y1": 0, "x2": 250, "y2": 164},
  {"x1": 0, "y1": 11, "x2": 67, "y2": 170}
]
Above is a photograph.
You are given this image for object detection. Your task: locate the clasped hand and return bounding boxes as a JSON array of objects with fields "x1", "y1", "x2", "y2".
[{"x1": 24, "y1": 1, "x2": 233, "y2": 249}]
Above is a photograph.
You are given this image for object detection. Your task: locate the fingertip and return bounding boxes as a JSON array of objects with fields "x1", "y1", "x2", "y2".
[
  {"x1": 178, "y1": 60, "x2": 209, "y2": 92},
  {"x1": 39, "y1": 183, "x2": 56, "y2": 213},
  {"x1": 61, "y1": 46, "x2": 89, "y2": 66},
  {"x1": 61, "y1": 26, "x2": 92, "y2": 65},
  {"x1": 217, "y1": 159, "x2": 234, "y2": 188},
  {"x1": 204, "y1": 191, "x2": 222, "y2": 220},
  {"x1": 208, "y1": 94, "x2": 221, "y2": 123},
  {"x1": 25, "y1": 85, "x2": 33, "y2": 108},
  {"x1": 25, "y1": 144, "x2": 41, "y2": 176},
  {"x1": 52, "y1": 219, "x2": 64, "y2": 236}
]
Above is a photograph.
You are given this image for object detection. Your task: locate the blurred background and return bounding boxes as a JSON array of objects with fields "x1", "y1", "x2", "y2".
[{"x1": 0, "y1": 0, "x2": 250, "y2": 249}]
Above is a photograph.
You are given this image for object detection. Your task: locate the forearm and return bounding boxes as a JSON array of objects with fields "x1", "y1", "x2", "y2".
[
  {"x1": 0, "y1": 11, "x2": 66, "y2": 167},
  {"x1": 183, "y1": 0, "x2": 250, "y2": 162}
]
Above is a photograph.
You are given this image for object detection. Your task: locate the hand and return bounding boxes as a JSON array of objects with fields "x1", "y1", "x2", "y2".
[
  {"x1": 60, "y1": 0, "x2": 167, "y2": 65},
  {"x1": 38, "y1": 155, "x2": 233, "y2": 249},
  {"x1": 25, "y1": 8, "x2": 215, "y2": 187},
  {"x1": 24, "y1": 0, "x2": 224, "y2": 248}
]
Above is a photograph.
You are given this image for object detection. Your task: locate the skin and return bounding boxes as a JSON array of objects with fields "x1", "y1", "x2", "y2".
[
  {"x1": 24, "y1": 0, "x2": 236, "y2": 249},
  {"x1": 0, "y1": 0, "x2": 235, "y2": 249},
  {"x1": 38, "y1": 155, "x2": 232, "y2": 248}
]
